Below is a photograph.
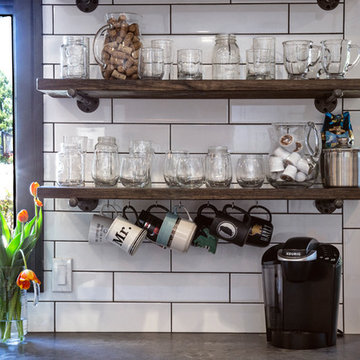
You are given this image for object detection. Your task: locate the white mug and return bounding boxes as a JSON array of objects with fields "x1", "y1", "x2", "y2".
[{"x1": 105, "y1": 216, "x2": 147, "y2": 255}]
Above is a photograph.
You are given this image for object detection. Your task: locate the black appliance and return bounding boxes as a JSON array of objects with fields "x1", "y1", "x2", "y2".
[{"x1": 261, "y1": 237, "x2": 341, "y2": 349}]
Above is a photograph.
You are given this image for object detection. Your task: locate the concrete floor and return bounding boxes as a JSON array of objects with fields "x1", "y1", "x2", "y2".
[{"x1": 1, "y1": 333, "x2": 360, "y2": 360}]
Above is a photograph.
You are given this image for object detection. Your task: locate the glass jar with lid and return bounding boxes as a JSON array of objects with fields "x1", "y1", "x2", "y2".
[
  {"x1": 93, "y1": 12, "x2": 142, "y2": 80},
  {"x1": 212, "y1": 34, "x2": 240, "y2": 79},
  {"x1": 92, "y1": 136, "x2": 119, "y2": 187},
  {"x1": 205, "y1": 146, "x2": 232, "y2": 188},
  {"x1": 56, "y1": 143, "x2": 84, "y2": 186},
  {"x1": 60, "y1": 36, "x2": 89, "y2": 79}
]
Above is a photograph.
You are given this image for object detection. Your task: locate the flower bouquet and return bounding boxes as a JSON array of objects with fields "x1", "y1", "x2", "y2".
[{"x1": 0, "y1": 182, "x2": 42, "y2": 345}]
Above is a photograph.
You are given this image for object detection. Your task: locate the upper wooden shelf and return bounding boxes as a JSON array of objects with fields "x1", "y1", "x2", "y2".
[
  {"x1": 36, "y1": 78, "x2": 360, "y2": 100},
  {"x1": 37, "y1": 185, "x2": 360, "y2": 201}
]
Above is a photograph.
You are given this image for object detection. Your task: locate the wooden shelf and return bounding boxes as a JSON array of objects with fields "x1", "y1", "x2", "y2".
[
  {"x1": 37, "y1": 186, "x2": 360, "y2": 201},
  {"x1": 36, "y1": 78, "x2": 360, "y2": 100}
]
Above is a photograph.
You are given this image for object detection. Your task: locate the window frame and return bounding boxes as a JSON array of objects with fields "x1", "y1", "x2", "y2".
[{"x1": 0, "y1": 0, "x2": 43, "y2": 284}]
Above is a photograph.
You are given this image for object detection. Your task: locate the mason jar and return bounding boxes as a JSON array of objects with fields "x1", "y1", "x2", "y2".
[
  {"x1": 205, "y1": 146, "x2": 232, "y2": 188},
  {"x1": 212, "y1": 34, "x2": 240, "y2": 79},
  {"x1": 60, "y1": 36, "x2": 89, "y2": 79},
  {"x1": 91, "y1": 136, "x2": 119, "y2": 187}
]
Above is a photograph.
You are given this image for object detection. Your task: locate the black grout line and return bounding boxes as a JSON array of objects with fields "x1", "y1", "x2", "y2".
[{"x1": 287, "y1": 3, "x2": 290, "y2": 34}]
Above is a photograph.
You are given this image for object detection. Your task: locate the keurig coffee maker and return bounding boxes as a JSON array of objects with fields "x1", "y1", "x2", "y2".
[{"x1": 262, "y1": 237, "x2": 341, "y2": 349}]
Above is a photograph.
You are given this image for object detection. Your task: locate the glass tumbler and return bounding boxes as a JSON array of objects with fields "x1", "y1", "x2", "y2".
[
  {"x1": 236, "y1": 155, "x2": 267, "y2": 188},
  {"x1": 151, "y1": 39, "x2": 173, "y2": 79},
  {"x1": 56, "y1": 143, "x2": 84, "y2": 186},
  {"x1": 119, "y1": 155, "x2": 150, "y2": 187},
  {"x1": 129, "y1": 140, "x2": 154, "y2": 186},
  {"x1": 60, "y1": 36, "x2": 89, "y2": 79},
  {"x1": 205, "y1": 146, "x2": 232, "y2": 188},
  {"x1": 164, "y1": 150, "x2": 189, "y2": 187},
  {"x1": 212, "y1": 34, "x2": 240, "y2": 79},
  {"x1": 139, "y1": 47, "x2": 164, "y2": 79},
  {"x1": 253, "y1": 36, "x2": 276, "y2": 79},
  {"x1": 246, "y1": 49, "x2": 271, "y2": 80},
  {"x1": 177, "y1": 49, "x2": 203, "y2": 80},
  {"x1": 176, "y1": 155, "x2": 205, "y2": 188},
  {"x1": 91, "y1": 136, "x2": 119, "y2": 187}
]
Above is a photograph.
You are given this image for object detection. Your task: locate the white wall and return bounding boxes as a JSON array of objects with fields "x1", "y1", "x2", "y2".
[{"x1": 31, "y1": 0, "x2": 360, "y2": 333}]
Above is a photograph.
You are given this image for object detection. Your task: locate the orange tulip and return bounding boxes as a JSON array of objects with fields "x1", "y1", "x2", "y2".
[
  {"x1": 29, "y1": 182, "x2": 39, "y2": 197},
  {"x1": 17, "y1": 209, "x2": 29, "y2": 223},
  {"x1": 16, "y1": 269, "x2": 41, "y2": 290},
  {"x1": 35, "y1": 198, "x2": 43, "y2": 207}
]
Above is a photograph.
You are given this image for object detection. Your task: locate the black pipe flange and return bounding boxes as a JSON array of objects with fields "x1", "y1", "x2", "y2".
[
  {"x1": 76, "y1": 0, "x2": 98, "y2": 13},
  {"x1": 317, "y1": 0, "x2": 340, "y2": 11}
]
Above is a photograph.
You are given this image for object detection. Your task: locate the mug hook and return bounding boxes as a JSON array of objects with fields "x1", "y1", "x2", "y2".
[{"x1": 100, "y1": 202, "x2": 119, "y2": 217}]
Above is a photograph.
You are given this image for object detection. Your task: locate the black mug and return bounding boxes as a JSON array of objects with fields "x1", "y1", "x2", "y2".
[
  {"x1": 246, "y1": 205, "x2": 273, "y2": 247},
  {"x1": 137, "y1": 204, "x2": 169, "y2": 242}
]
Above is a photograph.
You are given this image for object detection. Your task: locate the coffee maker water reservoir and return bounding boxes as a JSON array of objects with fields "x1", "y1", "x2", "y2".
[{"x1": 261, "y1": 237, "x2": 341, "y2": 349}]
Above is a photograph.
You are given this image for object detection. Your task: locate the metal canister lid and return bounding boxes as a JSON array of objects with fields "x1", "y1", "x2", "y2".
[{"x1": 322, "y1": 148, "x2": 360, "y2": 153}]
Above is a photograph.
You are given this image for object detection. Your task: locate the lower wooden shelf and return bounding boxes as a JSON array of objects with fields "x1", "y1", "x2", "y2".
[{"x1": 37, "y1": 185, "x2": 360, "y2": 201}]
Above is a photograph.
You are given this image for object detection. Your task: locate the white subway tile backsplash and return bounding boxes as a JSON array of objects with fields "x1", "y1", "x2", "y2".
[
  {"x1": 53, "y1": 5, "x2": 170, "y2": 35},
  {"x1": 56, "y1": 242, "x2": 170, "y2": 271},
  {"x1": 28, "y1": 302, "x2": 55, "y2": 332},
  {"x1": 172, "y1": 5, "x2": 288, "y2": 34},
  {"x1": 290, "y1": 4, "x2": 343, "y2": 33},
  {"x1": 43, "y1": 123, "x2": 54, "y2": 152},
  {"x1": 289, "y1": 200, "x2": 341, "y2": 214},
  {"x1": 113, "y1": 99, "x2": 228, "y2": 124},
  {"x1": 231, "y1": 274, "x2": 263, "y2": 303},
  {"x1": 172, "y1": 304, "x2": 265, "y2": 332},
  {"x1": 44, "y1": 241, "x2": 55, "y2": 271},
  {"x1": 114, "y1": 272, "x2": 229, "y2": 302},
  {"x1": 43, "y1": 6, "x2": 53, "y2": 34},
  {"x1": 41, "y1": 271, "x2": 113, "y2": 301},
  {"x1": 343, "y1": 200, "x2": 360, "y2": 228},
  {"x1": 56, "y1": 303, "x2": 171, "y2": 332}
]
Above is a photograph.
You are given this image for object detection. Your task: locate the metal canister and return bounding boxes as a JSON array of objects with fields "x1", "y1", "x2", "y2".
[{"x1": 321, "y1": 148, "x2": 360, "y2": 187}]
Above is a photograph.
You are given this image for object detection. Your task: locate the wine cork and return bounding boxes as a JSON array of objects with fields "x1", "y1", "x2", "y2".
[
  {"x1": 279, "y1": 134, "x2": 296, "y2": 152},
  {"x1": 273, "y1": 147, "x2": 290, "y2": 160},
  {"x1": 285, "y1": 152, "x2": 301, "y2": 166},
  {"x1": 294, "y1": 141, "x2": 303, "y2": 152},
  {"x1": 296, "y1": 158, "x2": 310, "y2": 175},
  {"x1": 295, "y1": 171, "x2": 307, "y2": 182},
  {"x1": 280, "y1": 164, "x2": 297, "y2": 181},
  {"x1": 269, "y1": 156, "x2": 284, "y2": 172}
]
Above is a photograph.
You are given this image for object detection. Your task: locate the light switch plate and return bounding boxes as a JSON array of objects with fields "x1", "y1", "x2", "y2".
[{"x1": 52, "y1": 258, "x2": 72, "y2": 292}]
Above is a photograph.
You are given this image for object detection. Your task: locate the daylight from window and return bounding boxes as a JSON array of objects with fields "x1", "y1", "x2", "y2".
[{"x1": 0, "y1": 16, "x2": 13, "y2": 227}]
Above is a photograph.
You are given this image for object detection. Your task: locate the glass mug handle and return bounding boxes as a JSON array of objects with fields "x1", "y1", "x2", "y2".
[
  {"x1": 305, "y1": 121, "x2": 321, "y2": 161},
  {"x1": 347, "y1": 44, "x2": 360, "y2": 72},
  {"x1": 93, "y1": 24, "x2": 111, "y2": 68}
]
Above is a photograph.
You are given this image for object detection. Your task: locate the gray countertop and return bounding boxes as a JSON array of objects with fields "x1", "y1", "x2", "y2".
[{"x1": 1, "y1": 333, "x2": 359, "y2": 360}]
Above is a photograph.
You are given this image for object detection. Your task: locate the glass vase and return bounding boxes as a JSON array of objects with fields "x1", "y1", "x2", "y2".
[{"x1": 0, "y1": 267, "x2": 28, "y2": 345}]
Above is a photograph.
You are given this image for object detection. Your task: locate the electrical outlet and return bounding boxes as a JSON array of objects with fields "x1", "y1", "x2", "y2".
[{"x1": 52, "y1": 258, "x2": 72, "y2": 292}]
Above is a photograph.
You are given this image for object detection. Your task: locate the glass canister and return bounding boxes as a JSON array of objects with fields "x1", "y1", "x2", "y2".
[
  {"x1": 93, "y1": 12, "x2": 142, "y2": 80},
  {"x1": 60, "y1": 36, "x2": 89, "y2": 79},
  {"x1": 91, "y1": 136, "x2": 119, "y2": 186},
  {"x1": 56, "y1": 143, "x2": 84, "y2": 186},
  {"x1": 212, "y1": 34, "x2": 240, "y2": 79},
  {"x1": 267, "y1": 122, "x2": 321, "y2": 188},
  {"x1": 205, "y1": 146, "x2": 232, "y2": 188}
]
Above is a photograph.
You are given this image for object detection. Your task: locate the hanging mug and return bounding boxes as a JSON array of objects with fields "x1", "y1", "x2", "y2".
[
  {"x1": 105, "y1": 205, "x2": 147, "y2": 256},
  {"x1": 137, "y1": 204, "x2": 169, "y2": 242},
  {"x1": 88, "y1": 204, "x2": 118, "y2": 244},
  {"x1": 157, "y1": 205, "x2": 197, "y2": 252},
  {"x1": 246, "y1": 205, "x2": 273, "y2": 247}
]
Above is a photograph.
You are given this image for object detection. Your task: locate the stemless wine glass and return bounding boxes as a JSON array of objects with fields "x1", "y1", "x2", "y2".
[
  {"x1": 139, "y1": 47, "x2": 164, "y2": 79},
  {"x1": 236, "y1": 154, "x2": 267, "y2": 188},
  {"x1": 119, "y1": 155, "x2": 150, "y2": 188},
  {"x1": 176, "y1": 155, "x2": 205, "y2": 188},
  {"x1": 164, "y1": 150, "x2": 189, "y2": 187}
]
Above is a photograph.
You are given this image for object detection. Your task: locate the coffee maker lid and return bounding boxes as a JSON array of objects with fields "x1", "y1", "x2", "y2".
[{"x1": 278, "y1": 237, "x2": 318, "y2": 262}]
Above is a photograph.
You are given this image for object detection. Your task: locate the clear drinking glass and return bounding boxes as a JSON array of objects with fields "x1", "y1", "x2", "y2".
[
  {"x1": 246, "y1": 49, "x2": 271, "y2": 80},
  {"x1": 176, "y1": 155, "x2": 205, "y2": 188},
  {"x1": 151, "y1": 39, "x2": 173, "y2": 79},
  {"x1": 177, "y1": 49, "x2": 203, "y2": 80},
  {"x1": 236, "y1": 155, "x2": 267, "y2": 188},
  {"x1": 164, "y1": 150, "x2": 189, "y2": 187},
  {"x1": 119, "y1": 155, "x2": 150, "y2": 187},
  {"x1": 212, "y1": 34, "x2": 240, "y2": 79},
  {"x1": 139, "y1": 47, "x2": 164, "y2": 79},
  {"x1": 253, "y1": 37, "x2": 276, "y2": 79},
  {"x1": 205, "y1": 146, "x2": 232, "y2": 188},
  {"x1": 129, "y1": 140, "x2": 154, "y2": 186},
  {"x1": 91, "y1": 136, "x2": 119, "y2": 187},
  {"x1": 60, "y1": 36, "x2": 89, "y2": 79},
  {"x1": 56, "y1": 143, "x2": 84, "y2": 186}
]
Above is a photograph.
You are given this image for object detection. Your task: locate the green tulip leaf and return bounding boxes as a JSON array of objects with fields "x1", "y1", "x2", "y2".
[
  {"x1": 0, "y1": 212, "x2": 11, "y2": 247},
  {"x1": 6, "y1": 233, "x2": 22, "y2": 258}
]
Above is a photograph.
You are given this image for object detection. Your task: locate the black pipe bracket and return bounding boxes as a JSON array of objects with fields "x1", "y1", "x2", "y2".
[
  {"x1": 67, "y1": 89, "x2": 99, "y2": 113},
  {"x1": 69, "y1": 198, "x2": 99, "y2": 212},
  {"x1": 317, "y1": 0, "x2": 340, "y2": 11},
  {"x1": 314, "y1": 89, "x2": 343, "y2": 113},
  {"x1": 76, "y1": 0, "x2": 98, "y2": 13},
  {"x1": 315, "y1": 199, "x2": 343, "y2": 214}
]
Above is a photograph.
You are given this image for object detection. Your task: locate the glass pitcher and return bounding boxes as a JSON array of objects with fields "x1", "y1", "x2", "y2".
[
  {"x1": 93, "y1": 12, "x2": 142, "y2": 80},
  {"x1": 267, "y1": 122, "x2": 321, "y2": 188}
]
